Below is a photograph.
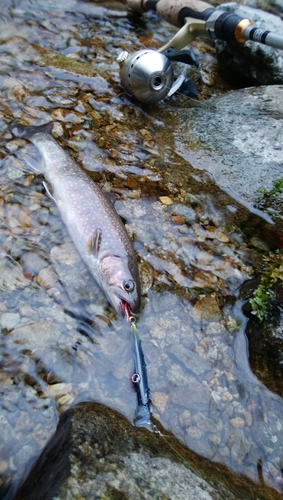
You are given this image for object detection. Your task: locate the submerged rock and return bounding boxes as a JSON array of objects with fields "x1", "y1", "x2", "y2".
[{"x1": 12, "y1": 402, "x2": 253, "y2": 500}]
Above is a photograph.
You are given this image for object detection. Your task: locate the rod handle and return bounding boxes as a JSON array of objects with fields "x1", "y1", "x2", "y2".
[
  {"x1": 128, "y1": 0, "x2": 283, "y2": 51},
  {"x1": 127, "y1": 0, "x2": 215, "y2": 26}
]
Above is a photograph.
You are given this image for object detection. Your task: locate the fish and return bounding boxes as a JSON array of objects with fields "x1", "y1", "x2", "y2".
[{"x1": 11, "y1": 122, "x2": 141, "y2": 315}]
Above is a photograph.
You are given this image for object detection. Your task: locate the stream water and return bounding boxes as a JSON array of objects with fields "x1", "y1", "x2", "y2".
[{"x1": 0, "y1": 1, "x2": 283, "y2": 498}]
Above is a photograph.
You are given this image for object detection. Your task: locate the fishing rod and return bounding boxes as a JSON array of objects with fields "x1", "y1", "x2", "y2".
[
  {"x1": 124, "y1": 303, "x2": 157, "y2": 430},
  {"x1": 117, "y1": 0, "x2": 283, "y2": 103}
]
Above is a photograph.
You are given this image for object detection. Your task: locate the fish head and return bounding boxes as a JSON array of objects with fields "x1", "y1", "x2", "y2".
[{"x1": 99, "y1": 253, "x2": 141, "y2": 315}]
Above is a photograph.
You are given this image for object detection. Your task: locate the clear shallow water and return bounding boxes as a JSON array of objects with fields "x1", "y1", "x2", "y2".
[{"x1": 0, "y1": 1, "x2": 283, "y2": 498}]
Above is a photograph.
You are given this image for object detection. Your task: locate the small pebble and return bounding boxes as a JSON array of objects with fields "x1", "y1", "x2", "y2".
[
  {"x1": 0, "y1": 312, "x2": 20, "y2": 330},
  {"x1": 229, "y1": 417, "x2": 245, "y2": 429},
  {"x1": 152, "y1": 392, "x2": 169, "y2": 414},
  {"x1": 159, "y1": 196, "x2": 173, "y2": 205},
  {"x1": 186, "y1": 426, "x2": 203, "y2": 439}
]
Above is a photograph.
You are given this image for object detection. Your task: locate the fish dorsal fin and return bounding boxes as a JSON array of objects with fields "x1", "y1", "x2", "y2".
[{"x1": 87, "y1": 228, "x2": 102, "y2": 255}]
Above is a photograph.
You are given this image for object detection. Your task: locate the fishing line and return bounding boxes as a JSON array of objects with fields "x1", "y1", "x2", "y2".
[
  {"x1": 163, "y1": 84, "x2": 218, "y2": 112},
  {"x1": 153, "y1": 78, "x2": 217, "y2": 109}
]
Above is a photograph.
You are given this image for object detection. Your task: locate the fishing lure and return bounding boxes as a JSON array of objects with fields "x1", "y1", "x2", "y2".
[{"x1": 124, "y1": 303, "x2": 153, "y2": 429}]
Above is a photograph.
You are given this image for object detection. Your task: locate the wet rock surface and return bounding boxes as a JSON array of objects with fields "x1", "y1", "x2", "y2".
[
  {"x1": 247, "y1": 313, "x2": 283, "y2": 395},
  {"x1": 174, "y1": 84, "x2": 283, "y2": 242},
  {"x1": 0, "y1": 0, "x2": 283, "y2": 499}
]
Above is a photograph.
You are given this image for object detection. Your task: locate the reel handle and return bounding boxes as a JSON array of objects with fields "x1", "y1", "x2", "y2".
[{"x1": 127, "y1": 0, "x2": 214, "y2": 27}]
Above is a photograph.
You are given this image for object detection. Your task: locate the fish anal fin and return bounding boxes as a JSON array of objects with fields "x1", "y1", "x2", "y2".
[
  {"x1": 43, "y1": 181, "x2": 56, "y2": 202},
  {"x1": 25, "y1": 153, "x2": 45, "y2": 174},
  {"x1": 106, "y1": 192, "x2": 118, "y2": 205},
  {"x1": 87, "y1": 228, "x2": 102, "y2": 256}
]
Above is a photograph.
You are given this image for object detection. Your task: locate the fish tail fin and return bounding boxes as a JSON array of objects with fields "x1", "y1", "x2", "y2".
[
  {"x1": 11, "y1": 122, "x2": 54, "y2": 174},
  {"x1": 11, "y1": 122, "x2": 54, "y2": 140}
]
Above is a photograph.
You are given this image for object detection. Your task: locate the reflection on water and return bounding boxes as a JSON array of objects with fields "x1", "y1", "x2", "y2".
[{"x1": 0, "y1": 0, "x2": 283, "y2": 498}]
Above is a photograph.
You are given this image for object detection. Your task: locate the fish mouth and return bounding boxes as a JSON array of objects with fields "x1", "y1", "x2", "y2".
[
  {"x1": 107, "y1": 290, "x2": 137, "y2": 318},
  {"x1": 108, "y1": 285, "x2": 140, "y2": 316},
  {"x1": 120, "y1": 300, "x2": 136, "y2": 323}
]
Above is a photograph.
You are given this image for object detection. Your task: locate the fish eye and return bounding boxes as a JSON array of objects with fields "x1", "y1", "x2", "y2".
[{"x1": 123, "y1": 279, "x2": 135, "y2": 293}]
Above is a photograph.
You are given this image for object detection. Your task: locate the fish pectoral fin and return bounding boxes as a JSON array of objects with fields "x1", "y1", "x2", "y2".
[
  {"x1": 43, "y1": 181, "x2": 56, "y2": 202},
  {"x1": 87, "y1": 228, "x2": 102, "y2": 255}
]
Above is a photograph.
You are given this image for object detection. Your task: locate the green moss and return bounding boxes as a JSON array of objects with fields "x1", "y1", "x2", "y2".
[
  {"x1": 39, "y1": 52, "x2": 107, "y2": 79},
  {"x1": 250, "y1": 250, "x2": 283, "y2": 320},
  {"x1": 256, "y1": 177, "x2": 283, "y2": 210},
  {"x1": 29, "y1": 40, "x2": 108, "y2": 80}
]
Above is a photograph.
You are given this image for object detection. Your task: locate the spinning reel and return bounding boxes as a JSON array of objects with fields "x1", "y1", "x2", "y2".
[{"x1": 117, "y1": 0, "x2": 283, "y2": 104}]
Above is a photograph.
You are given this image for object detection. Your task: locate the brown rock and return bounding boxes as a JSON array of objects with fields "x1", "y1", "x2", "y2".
[
  {"x1": 152, "y1": 392, "x2": 169, "y2": 414},
  {"x1": 229, "y1": 417, "x2": 245, "y2": 429},
  {"x1": 190, "y1": 294, "x2": 222, "y2": 322},
  {"x1": 36, "y1": 266, "x2": 59, "y2": 289}
]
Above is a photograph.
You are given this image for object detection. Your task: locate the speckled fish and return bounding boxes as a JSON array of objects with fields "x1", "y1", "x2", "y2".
[{"x1": 11, "y1": 122, "x2": 141, "y2": 315}]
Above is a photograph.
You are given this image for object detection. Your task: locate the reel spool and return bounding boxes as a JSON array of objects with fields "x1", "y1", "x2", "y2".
[{"x1": 117, "y1": 49, "x2": 174, "y2": 104}]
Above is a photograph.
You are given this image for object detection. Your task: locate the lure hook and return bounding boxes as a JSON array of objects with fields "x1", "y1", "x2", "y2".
[{"x1": 124, "y1": 301, "x2": 136, "y2": 324}]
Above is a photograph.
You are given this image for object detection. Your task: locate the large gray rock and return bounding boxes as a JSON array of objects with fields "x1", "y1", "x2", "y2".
[
  {"x1": 12, "y1": 402, "x2": 260, "y2": 500},
  {"x1": 175, "y1": 84, "x2": 283, "y2": 244}
]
